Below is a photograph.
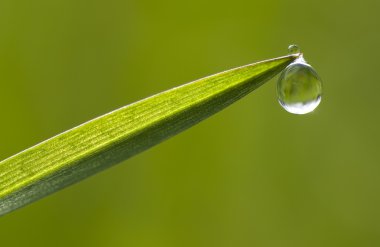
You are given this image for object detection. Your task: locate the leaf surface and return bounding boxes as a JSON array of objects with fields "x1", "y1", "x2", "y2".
[{"x1": 0, "y1": 54, "x2": 298, "y2": 216}]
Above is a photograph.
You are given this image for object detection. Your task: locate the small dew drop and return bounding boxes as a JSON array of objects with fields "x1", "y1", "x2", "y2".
[
  {"x1": 288, "y1": 44, "x2": 300, "y2": 54},
  {"x1": 277, "y1": 45, "x2": 322, "y2": 115}
]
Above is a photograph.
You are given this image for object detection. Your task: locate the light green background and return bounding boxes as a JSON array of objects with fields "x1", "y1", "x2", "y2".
[{"x1": 1, "y1": 0, "x2": 379, "y2": 246}]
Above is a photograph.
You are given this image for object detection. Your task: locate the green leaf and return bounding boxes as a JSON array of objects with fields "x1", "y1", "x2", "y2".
[{"x1": 0, "y1": 54, "x2": 298, "y2": 216}]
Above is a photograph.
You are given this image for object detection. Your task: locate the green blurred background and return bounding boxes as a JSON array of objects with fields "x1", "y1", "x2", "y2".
[{"x1": 1, "y1": 0, "x2": 379, "y2": 246}]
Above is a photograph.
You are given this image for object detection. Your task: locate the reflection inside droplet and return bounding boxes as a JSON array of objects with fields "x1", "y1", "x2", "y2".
[{"x1": 279, "y1": 95, "x2": 321, "y2": 114}]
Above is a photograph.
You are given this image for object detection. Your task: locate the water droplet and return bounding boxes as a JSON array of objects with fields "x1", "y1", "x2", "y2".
[
  {"x1": 288, "y1": 44, "x2": 300, "y2": 54},
  {"x1": 277, "y1": 52, "x2": 322, "y2": 115}
]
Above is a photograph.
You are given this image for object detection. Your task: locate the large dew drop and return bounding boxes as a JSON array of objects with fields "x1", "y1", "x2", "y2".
[{"x1": 277, "y1": 47, "x2": 322, "y2": 115}]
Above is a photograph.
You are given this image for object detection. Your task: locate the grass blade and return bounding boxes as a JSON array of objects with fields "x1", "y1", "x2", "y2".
[{"x1": 0, "y1": 54, "x2": 298, "y2": 216}]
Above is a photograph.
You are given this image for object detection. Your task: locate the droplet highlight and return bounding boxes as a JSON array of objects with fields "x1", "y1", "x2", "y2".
[{"x1": 277, "y1": 47, "x2": 322, "y2": 115}]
